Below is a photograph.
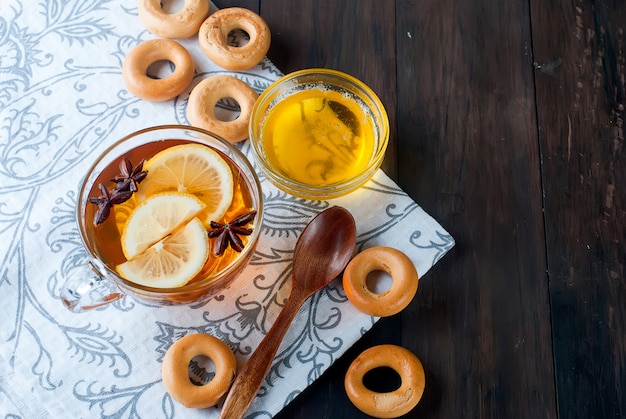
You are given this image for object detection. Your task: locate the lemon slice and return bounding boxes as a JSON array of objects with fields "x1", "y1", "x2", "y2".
[
  {"x1": 121, "y1": 192, "x2": 205, "y2": 260},
  {"x1": 139, "y1": 143, "x2": 234, "y2": 226},
  {"x1": 113, "y1": 193, "x2": 139, "y2": 235},
  {"x1": 117, "y1": 217, "x2": 209, "y2": 288}
]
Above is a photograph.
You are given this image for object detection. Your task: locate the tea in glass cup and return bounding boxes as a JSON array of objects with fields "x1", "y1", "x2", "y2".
[{"x1": 61, "y1": 125, "x2": 263, "y2": 312}]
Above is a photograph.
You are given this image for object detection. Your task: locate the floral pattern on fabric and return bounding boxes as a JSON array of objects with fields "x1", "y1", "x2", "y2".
[{"x1": 0, "y1": 1, "x2": 454, "y2": 417}]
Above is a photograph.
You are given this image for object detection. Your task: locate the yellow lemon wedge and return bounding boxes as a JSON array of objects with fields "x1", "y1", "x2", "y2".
[
  {"x1": 121, "y1": 192, "x2": 205, "y2": 260},
  {"x1": 138, "y1": 143, "x2": 235, "y2": 227},
  {"x1": 117, "y1": 217, "x2": 209, "y2": 288}
]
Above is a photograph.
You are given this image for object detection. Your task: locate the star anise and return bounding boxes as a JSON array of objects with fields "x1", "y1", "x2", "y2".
[
  {"x1": 208, "y1": 210, "x2": 257, "y2": 256},
  {"x1": 88, "y1": 183, "x2": 133, "y2": 225},
  {"x1": 112, "y1": 158, "x2": 148, "y2": 193}
]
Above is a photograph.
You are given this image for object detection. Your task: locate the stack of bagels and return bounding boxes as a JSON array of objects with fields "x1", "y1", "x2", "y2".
[{"x1": 122, "y1": 1, "x2": 270, "y2": 143}]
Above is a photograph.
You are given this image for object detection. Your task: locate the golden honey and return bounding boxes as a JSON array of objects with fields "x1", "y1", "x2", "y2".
[
  {"x1": 261, "y1": 88, "x2": 377, "y2": 186},
  {"x1": 250, "y1": 69, "x2": 389, "y2": 200}
]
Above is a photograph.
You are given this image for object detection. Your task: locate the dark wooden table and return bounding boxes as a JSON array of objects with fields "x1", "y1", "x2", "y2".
[{"x1": 216, "y1": 1, "x2": 626, "y2": 417}]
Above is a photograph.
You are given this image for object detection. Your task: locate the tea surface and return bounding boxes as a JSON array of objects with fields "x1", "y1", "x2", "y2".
[{"x1": 84, "y1": 140, "x2": 255, "y2": 287}]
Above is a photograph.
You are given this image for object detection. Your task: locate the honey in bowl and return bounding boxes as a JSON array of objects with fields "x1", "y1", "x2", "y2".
[
  {"x1": 261, "y1": 89, "x2": 376, "y2": 186},
  {"x1": 250, "y1": 69, "x2": 389, "y2": 200}
]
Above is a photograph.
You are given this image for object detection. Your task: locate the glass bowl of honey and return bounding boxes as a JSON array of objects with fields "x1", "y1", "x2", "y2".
[{"x1": 249, "y1": 69, "x2": 389, "y2": 200}]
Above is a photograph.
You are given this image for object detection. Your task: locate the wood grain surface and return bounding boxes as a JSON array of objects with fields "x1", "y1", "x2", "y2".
[
  {"x1": 532, "y1": 1, "x2": 626, "y2": 418},
  {"x1": 214, "y1": 1, "x2": 626, "y2": 417}
]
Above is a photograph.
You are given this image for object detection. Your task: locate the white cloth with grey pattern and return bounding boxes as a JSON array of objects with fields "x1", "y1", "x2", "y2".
[{"x1": 0, "y1": 1, "x2": 454, "y2": 417}]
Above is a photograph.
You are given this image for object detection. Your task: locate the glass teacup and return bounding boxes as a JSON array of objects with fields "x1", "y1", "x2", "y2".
[{"x1": 60, "y1": 125, "x2": 263, "y2": 312}]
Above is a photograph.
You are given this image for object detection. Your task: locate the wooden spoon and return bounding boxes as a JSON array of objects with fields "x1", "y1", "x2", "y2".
[{"x1": 219, "y1": 206, "x2": 357, "y2": 419}]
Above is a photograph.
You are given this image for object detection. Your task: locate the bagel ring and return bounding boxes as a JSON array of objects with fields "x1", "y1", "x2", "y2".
[
  {"x1": 345, "y1": 344, "x2": 425, "y2": 418},
  {"x1": 138, "y1": 0, "x2": 210, "y2": 39},
  {"x1": 198, "y1": 7, "x2": 271, "y2": 71},
  {"x1": 161, "y1": 333, "x2": 237, "y2": 409},
  {"x1": 343, "y1": 246, "x2": 419, "y2": 317},
  {"x1": 122, "y1": 39, "x2": 195, "y2": 102},
  {"x1": 187, "y1": 75, "x2": 258, "y2": 143}
]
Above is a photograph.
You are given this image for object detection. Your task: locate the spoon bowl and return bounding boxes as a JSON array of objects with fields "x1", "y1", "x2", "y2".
[
  {"x1": 292, "y1": 206, "x2": 358, "y2": 291},
  {"x1": 219, "y1": 206, "x2": 357, "y2": 418}
]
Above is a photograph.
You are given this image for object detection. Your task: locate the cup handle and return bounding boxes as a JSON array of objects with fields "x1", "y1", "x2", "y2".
[{"x1": 60, "y1": 262, "x2": 124, "y2": 312}]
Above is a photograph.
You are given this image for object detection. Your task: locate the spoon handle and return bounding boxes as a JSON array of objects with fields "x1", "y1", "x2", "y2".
[{"x1": 219, "y1": 293, "x2": 306, "y2": 419}]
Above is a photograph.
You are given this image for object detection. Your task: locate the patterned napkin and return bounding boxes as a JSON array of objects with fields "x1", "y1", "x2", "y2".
[{"x1": 0, "y1": 1, "x2": 454, "y2": 417}]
